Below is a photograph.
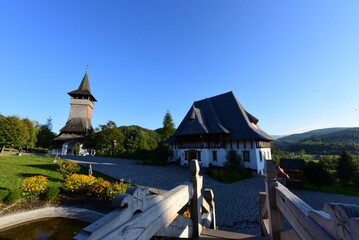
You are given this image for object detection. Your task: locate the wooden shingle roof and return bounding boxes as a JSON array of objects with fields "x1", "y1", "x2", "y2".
[
  {"x1": 169, "y1": 91, "x2": 274, "y2": 141},
  {"x1": 68, "y1": 72, "x2": 97, "y2": 102}
]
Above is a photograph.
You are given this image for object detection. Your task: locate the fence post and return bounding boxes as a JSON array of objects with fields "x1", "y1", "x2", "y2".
[
  {"x1": 190, "y1": 159, "x2": 202, "y2": 238},
  {"x1": 265, "y1": 159, "x2": 282, "y2": 240},
  {"x1": 203, "y1": 189, "x2": 216, "y2": 230}
]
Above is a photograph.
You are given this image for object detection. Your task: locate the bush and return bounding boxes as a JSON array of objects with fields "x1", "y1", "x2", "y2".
[
  {"x1": 62, "y1": 174, "x2": 97, "y2": 193},
  {"x1": 57, "y1": 160, "x2": 81, "y2": 179},
  {"x1": 304, "y1": 161, "x2": 333, "y2": 189},
  {"x1": 43, "y1": 186, "x2": 60, "y2": 200},
  {"x1": 207, "y1": 168, "x2": 252, "y2": 184},
  {"x1": 105, "y1": 179, "x2": 130, "y2": 200},
  {"x1": 4, "y1": 190, "x2": 22, "y2": 204},
  {"x1": 62, "y1": 174, "x2": 131, "y2": 200},
  {"x1": 86, "y1": 178, "x2": 110, "y2": 198},
  {"x1": 20, "y1": 175, "x2": 48, "y2": 197},
  {"x1": 143, "y1": 145, "x2": 169, "y2": 166}
]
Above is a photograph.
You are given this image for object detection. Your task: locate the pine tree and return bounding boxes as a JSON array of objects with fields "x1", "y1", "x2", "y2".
[
  {"x1": 161, "y1": 111, "x2": 175, "y2": 142},
  {"x1": 336, "y1": 149, "x2": 358, "y2": 185}
]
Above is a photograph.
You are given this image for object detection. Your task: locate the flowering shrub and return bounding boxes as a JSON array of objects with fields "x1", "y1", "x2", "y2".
[
  {"x1": 21, "y1": 176, "x2": 48, "y2": 197},
  {"x1": 57, "y1": 160, "x2": 81, "y2": 179},
  {"x1": 86, "y1": 178, "x2": 110, "y2": 198},
  {"x1": 62, "y1": 174, "x2": 96, "y2": 193},
  {"x1": 105, "y1": 179, "x2": 130, "y2": 200},
  {"x1": 62, "y1": 174, "x2": 131, "y2": 200}
]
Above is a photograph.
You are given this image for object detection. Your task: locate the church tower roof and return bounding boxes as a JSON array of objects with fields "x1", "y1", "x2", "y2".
[{"x1": 67, "y1": 71, "x2": 97, "y2": 102}]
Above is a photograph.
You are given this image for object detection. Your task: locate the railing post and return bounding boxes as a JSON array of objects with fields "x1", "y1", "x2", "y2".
[
  {"x1": 265, "y1": 159, "x2": 282, "y2": 240},
  {"x1": 190, "y1": 159, "x2": 202, "y2": 238},
  {"x1": 203, "y1": 189, "x2": 216, "y2": 230}
]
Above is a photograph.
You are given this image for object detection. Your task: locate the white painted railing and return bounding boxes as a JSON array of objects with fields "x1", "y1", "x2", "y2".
[{"x1": 74, "y1": 160, "x2": 216, "y2": 240}]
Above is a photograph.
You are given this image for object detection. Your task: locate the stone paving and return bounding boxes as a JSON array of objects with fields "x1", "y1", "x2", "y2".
[{"x1": 65, "y1": 155, "x2": 359, "y2": 235}]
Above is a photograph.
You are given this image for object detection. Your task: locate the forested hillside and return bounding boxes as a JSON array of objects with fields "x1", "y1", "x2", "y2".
[{"x1": 273, "y1": 127, "x2": 359, "y2": 155}]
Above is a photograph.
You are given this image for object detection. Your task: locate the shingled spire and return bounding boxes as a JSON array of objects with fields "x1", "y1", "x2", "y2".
[{"x1": 67, "y1": 71, "x2": 97, "y2": 102}]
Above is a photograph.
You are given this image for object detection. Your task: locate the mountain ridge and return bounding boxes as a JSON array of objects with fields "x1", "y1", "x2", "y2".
[{"x1": 273, "y1": 127, "x2": 359, "y2": 155}]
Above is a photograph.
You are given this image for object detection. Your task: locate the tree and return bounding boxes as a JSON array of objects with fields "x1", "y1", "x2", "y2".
[
  {"x1": 92, "y1": 121, "x2": 125, "y2": 154},
  {"x1": 120, "y1": 125, "x2": 160, "y2": 152},
  {"x1": 224, "y1": 150, "x2": 245, "y2": 171},
  {"x1": 161, "y1": 111, "x2": 175, "y2": 142},
  {"x1": 0, "y1": 116, "x2": 29, "y2": 152},
  {"x1": 22, "y1": 118, "x2": 39, "y2": 150},
  {"x1": 36, "y1": 124, "x2": 56, "y2": 149},
  {"x1": 46, "y1": 117, "x2": 53, "y2": 130},
  {"x1": 304, "y1": 161, "x2": 333, "y2": 189},
  {"x1": 336, "y1": 149, "x2": 359, "y2": 185}
]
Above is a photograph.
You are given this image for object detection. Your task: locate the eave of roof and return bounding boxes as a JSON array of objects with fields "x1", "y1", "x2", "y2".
[
  {"x1": 54, "y1": 133, "x2": 86, "y2": 141},
  {"x1": 59, "y1": 117, "x2": 92, "y2": 133}
]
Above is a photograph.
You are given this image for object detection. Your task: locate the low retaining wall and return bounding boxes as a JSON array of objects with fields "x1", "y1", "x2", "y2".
[{"x1": 0, "y1": 207, "x2": 105, "y2": 230}]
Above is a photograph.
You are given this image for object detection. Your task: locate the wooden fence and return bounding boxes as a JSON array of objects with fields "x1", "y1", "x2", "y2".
[
  {"x1": 259, "y1": 159, "x2": 359, "y2": 240},
  {"x1": 74, "y1": 160, "x2": 216, "y2": 239}
]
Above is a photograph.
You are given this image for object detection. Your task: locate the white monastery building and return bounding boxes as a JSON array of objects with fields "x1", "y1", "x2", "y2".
[
  {"x1": 53, "y1": 70, "x2": 96, "y2": 156},
  {"x1": 166, "y1": 92, "x2": 274, "y2": 174}
]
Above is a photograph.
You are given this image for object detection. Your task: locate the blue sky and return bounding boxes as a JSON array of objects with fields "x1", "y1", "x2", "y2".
[{"x1": 1, "y1": 1, "x2": 358, "y2": 135}]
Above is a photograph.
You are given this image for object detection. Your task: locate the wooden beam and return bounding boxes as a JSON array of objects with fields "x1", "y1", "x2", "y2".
[
  {"x1": 204, "y1": 188, "x2": 216, "y2": 230},
  {"x1": 190, "y1": 159, "x2": 203, "y2": 238},
  {"x1": 101, "y1": 183, "x2": 193, "y2": 239},
  {"x1": 280, "y1": 229, "x2": 300, "y2": 240},
  {"x1": 264, "y1": 159, "x2": 282, "y2": 240},
  {"x1": 156, "y1": 214, "x2": 193, "y2": 238},
  {"x1": 275, "y1": 183, "x2": 333, "y2": 240}
]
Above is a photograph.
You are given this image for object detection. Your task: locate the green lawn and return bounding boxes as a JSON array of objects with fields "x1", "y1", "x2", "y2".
[
  {"x1": 0, "y1": 154, "x2": 118, "y2": 200},
  {"x1": 304, "y1": 183, "x2": 359, "y2": 197}
]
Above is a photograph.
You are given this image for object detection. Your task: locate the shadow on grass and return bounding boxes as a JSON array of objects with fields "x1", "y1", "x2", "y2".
[
  {"x1": 18, "y1": 173, "x2": 63, "y2": 183},
  {"x1": 24, "y1": 164, "x2": 58, "y2": 172}
]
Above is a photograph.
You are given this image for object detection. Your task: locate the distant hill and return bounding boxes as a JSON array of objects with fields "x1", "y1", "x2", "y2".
[
  {"x1": 271, "y1": 135, "x2": 288, "y2": 140},
  {"x1": 273, "y1": 127, "x2": 359, "y2": 155}
]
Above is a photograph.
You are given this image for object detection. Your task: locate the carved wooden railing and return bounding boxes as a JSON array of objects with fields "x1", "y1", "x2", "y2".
[
  {"x1": 259, "y1": 159, "x2": 359, "y2": 240},
  {"x1": 74, "y1": 160, "x2": 216, "y2": 240}
]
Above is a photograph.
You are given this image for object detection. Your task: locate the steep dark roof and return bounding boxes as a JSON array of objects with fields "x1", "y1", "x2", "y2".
[
  {"x1": 280, "y1": 159, "x2": 305, "y2": 170},
  {"x1": 59, "y1": 117, "x2": 92, "y2": 133},
  {"x1": 54, "y1": 133, "x2": 86, "y2": 142},
  {"x1": 171, "y1": 91, "x2": 274, "y2": 141},
  {"x1": 54, "y1": 117, "x2": 93, "y2": 142},
  {"x1": 68, "y1": 72, "x2": 97, "y2": 102}
]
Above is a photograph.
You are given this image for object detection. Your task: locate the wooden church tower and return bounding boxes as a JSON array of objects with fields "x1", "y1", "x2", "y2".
[{"x1": 54, "y1": 69, "x2": 97, "y2": 155}]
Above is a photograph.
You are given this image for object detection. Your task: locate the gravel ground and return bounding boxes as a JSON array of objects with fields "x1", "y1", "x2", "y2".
[{"x1": 64, "y1": 155, "x2": 359, "y2": 235}]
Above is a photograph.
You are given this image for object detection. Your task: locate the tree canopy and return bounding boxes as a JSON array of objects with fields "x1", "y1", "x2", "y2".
[{"x1": 0, "y1": 116, "x2": 30, "y2": 151}]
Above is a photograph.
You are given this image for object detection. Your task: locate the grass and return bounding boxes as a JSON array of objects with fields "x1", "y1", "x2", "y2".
[
  {"x1": 303, "y1": 183, "x2": 359, "y2": 197},
  {"x1": 0, "y1": 154, "x2": 119, "y2": 201}
]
